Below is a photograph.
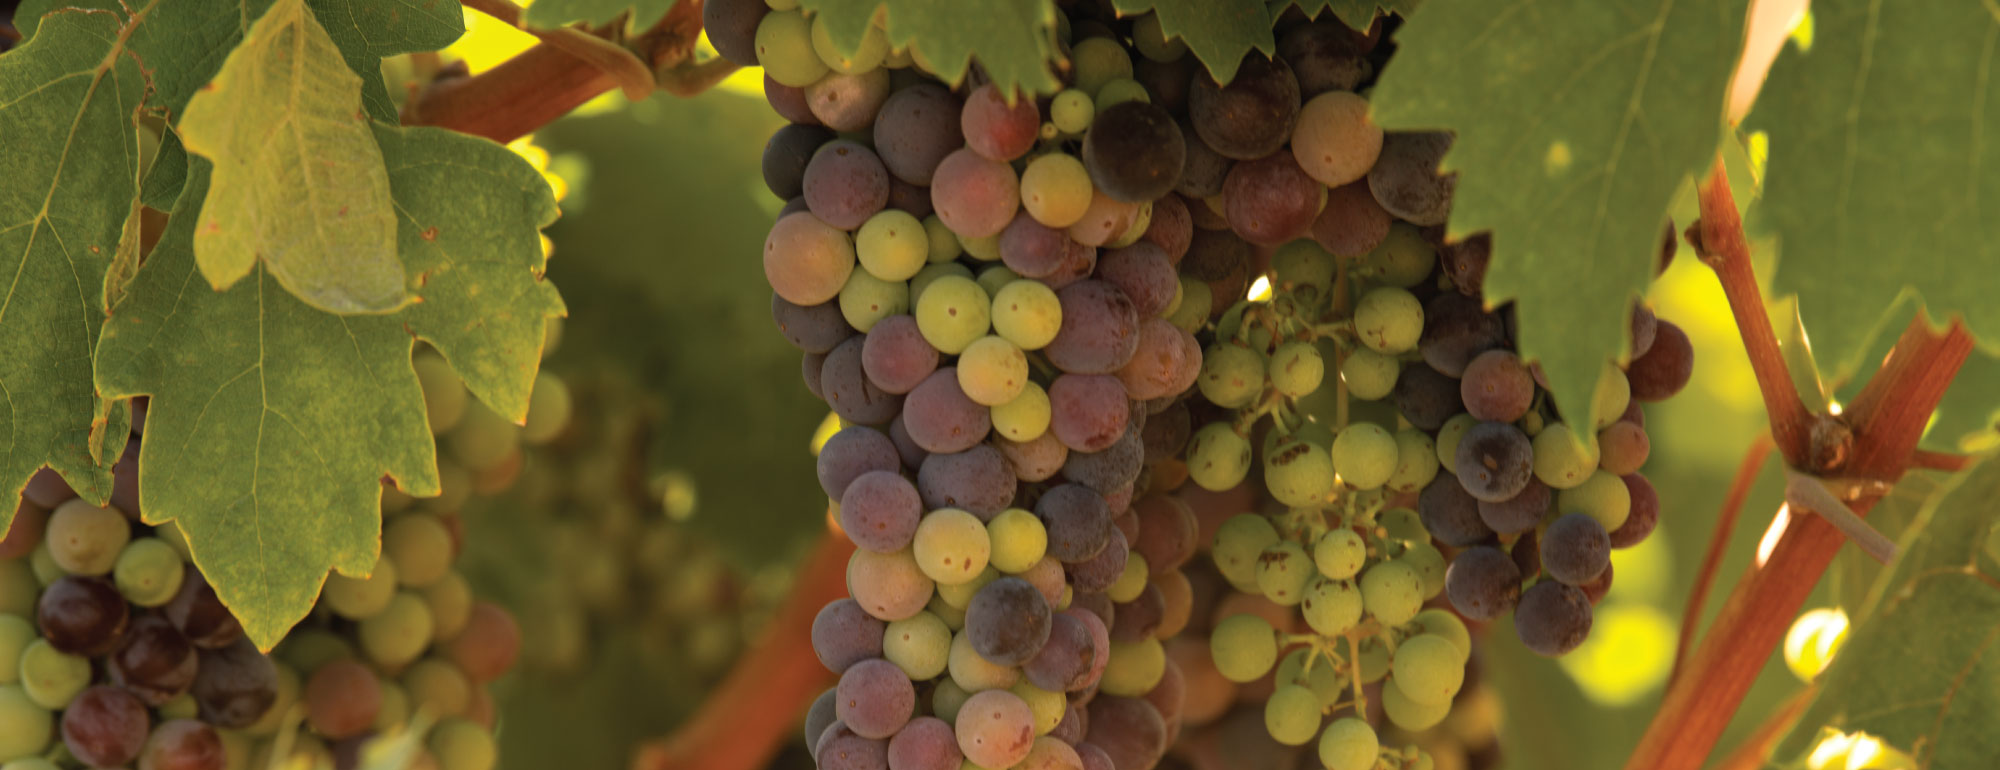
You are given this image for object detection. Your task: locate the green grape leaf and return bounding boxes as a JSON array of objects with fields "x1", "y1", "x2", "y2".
[
  {"x1": 142, "y1": 127, "x2": 191, "y2": 212},
  {"x1": 1270, "y1": 0, "x2": 1421, "y2": 31},
  {"x1": 1775, "y1": 460, "x2": 2000, "y2": 767},
  {"x1": 1369, "y1": 0, "x2": 1747, "y2": 430},
  {"x1": 522, "y1": 0, "x2": 681, "y2": 32},
  {"x1": 1928, "y1": 349, "x2": 2000, "y2": 454},
  {"x1": 0, "y1": 8, "x2": 152, "y2": 533},
  {"x1": 1112, "y1": 0, "x2": 1273, "y2": 85},
  {"x1": 800, "y1": 0, "x2": 1061, "y2": 95},
  {"x1": 1751, "y1": 3, "x2": 2000, "y2": 383},
  {"x1": 177, "y1": 0, "x2": 405, "y2": 315}
]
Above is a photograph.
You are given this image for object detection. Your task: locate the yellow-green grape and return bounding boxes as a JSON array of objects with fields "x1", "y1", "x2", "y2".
[
  {"x1": 1300, "y1": 577, "x2": 1362, "y2": 636},
  {"x1": 1592, "y1": 364, "x2": 1632, "y2": 429},
  {"x1": 1272, "y1": 240, "x2": 1337, "y2": 293},
  {"x1": 446, "y1": 403, "x2": 520, "y2": 471},
  {"x1": 1095, "y1": 78, "x2": 1151, "y2": 108},
  {"x1": 430, "y1": 459, "x2": 473, "y2": 514},
  {"x1": 0, "y1": 617, "x2": 29, "y2": 685},
  {"x1": 414, "y1": 352, "x2": 468, "y2": 433},
  {"x1": 429, "y1": 718, "x2": 497, "y2": 770},
  {"x1": 1187, "y1": 423, "x2": 1253, "y2": 492},
  {"x1": 1382, "y1": 678, "x2": 1452, "y2": 730},
  {"x1": 910, "y1": 262, "x2": 974, "y2": 305},
  {"x1": 1411, "y1": 609, "x2": 1473, "y2": 661},
  {"x1": 1263, "y1": 436, "x2": 1334, "y2": 507},
  {"x1": 1318, "y1": 717, "x2": 1379, "y2": 770},
  {"x1": 857, "y1": 210, "x2": 928, "y2": 280},
  {"x1": 1532, "y1": 422, "x2": 1600, "y2": 489},
  {"x1": 924, "y1": 215, "x2": 962, "y2": 263},
  {"x1": 113, "y1": 537, "x2": 185, "y2": 607},
  {"x1": 1434, "y1": 413, "x2": 1478, "y2": 468},
  {"x1": 45, "y1": 499, "x2": 129, "y2": 576},
  {"x1": 385, "y1": 514, "x2": 453, "y2": 588},
  {"x1": 28, "y1": 545, "x2": 59, "y2": 588},
  {"x1": 913, "y1": 509, "x2": 992, "y2": 585},
  {"x1": 1209, "y1": 614, "x2": 1278, "y2": 682},
  {"x1": 1340, "y1": 347, "x2": 1400, "y2": 401},
  {"x1": 1268, "y1": 341, "x2": 1325, "y2": 398},
  {"x1": 958, "y1": 336, "x2": 1029, "y2": 406},
  {"x1": 1400, "y1": 543, "x2": 1447, "y2": 599},
  {"x1": 959, "y1": 232, "x2": 1001, "y2": 261},
  {"x1": 936, "y1": 565, "x2": 999, "y2": 609},
  {"x1": 404, "y1": 659, "x2": 473, "y2": 719},
  {"x1": 1049, "y1": 89, "x2": 1094, "y2": 135},
  {"x1": 1388, "y1": 634, "x2": 1464, "y2": 705},
  {"x1": 808, "y1": 13, "x2": 888, "y2": 73},
  {"x1": 754, "y1": 11, "x2": 827, "y2": 87},
  {"x1": 915, "y1": 276, "x2": 992, "y2": 354},
  {"x1": 985, "y1": 509, "x2": 1047, "y2": 574},
  {"x1": 1165, "y1": 278, "x2": 1212, "y2": 333},
  {"x1": 1212, "y1": 514, "x2": 1279, "y2": 591},
  {"x1": 1071, "y1": 37, "x2": 1134, "y2": 98},
  {"x1": 374, "y1": 680, "x2": 412, "y2": 734},
  {"x1": 1255, "y1": 541, "x2": 1313, "y2": 606},
  {"x1": 1360, "y1": 560, "x2": 1423, "y2": 626},
  {"x1": 1354, "y1": 287, "x2": 1424, "y2": 354},
  {"x1": 1784, "y1": 607, "x2": 1850, "y2": 682},
  {"x1": 1558, "y1": 470, "x2": 1632, "y2": 532},
  {"x1": 279, "y1": 629, "x2": 356, "y2": 672},
  {"x1": 0, "y1": 685, "x2": 51, "y2": 762},
  {"x1": 839, "y1": 268, "x2": 911, "y2": 333},
  {"x1": 1010, "y1": 680, "x2": 1068, "y2": 734},
  {"x1": 1106, "y1": 200, "x2": 1153, "y2": 249},
  {"x1": 359, "y1": 592, "x2": 436, "y2": 668},
  {"x1": 0, "y1": 561, "x2": 34, "y2": 616},
  {"x1": 19, "y1": 639, "x2": 88, "y2": 709},
  {"x1": 1313, "y1": 529, "x2": 1366, "y2": 580},
  {"x1": 1331, "y1": 423, "x2": 1398, "y2": 490},
  {"x1": 242, "y1": 663, "x2": 301, "y2": 736},
  {"x1": 884, "y1": 612, "x2": 952, "y2": 680},
  {"x1": 932, "y1": 678, "x2": 972, "y2": 723},
  {"x1": 1275, "y1": 648, "x2": 1348, "y2": 707},
  {"x1": 1101, "y1": 638, "x2": 1166, "y2": 696},
  {"x1": 1020, "y1": 153, "x2": 1093, "y2": 228},
  {"x1": 1378, "y1": 507, "x2": 1429, "y2": 545},
  {"x1": 1198, "y1": 344, "x2": 1265, "y2": 408},
  {"x1": 1130, "y1": 13, "x2": 1187, "y2": 62},
  {"x1": 991, "y1": 280, "x2": 1063, "y2": 352},
  {"x1": 948, "y1": 630, "x2": 1019, "y2": 691},
  {"x1": 1107, "y1": 552, "x2": 1150, "y2": 603},
  {"x1": 976, "y1": 266, "x2": 1019, "y2": 299},
  {"x1": 1360, "y1": 223, "x2": 1437, "y2": 288},
  {"x1": 1264, "y1": 684, "x2": 1323, "y2": 746},
  {"x1": 324, "y1": 557, "x2": 400, "y2": 620},
  {"x1": 424, "y1": 571, "x2": 475, "y2": 642},
  {"x1": 522, "y1": 371, "x2": 572, "y2": 445},
  {"x1": 991, "y1": 382, "x2": 1052, "y2": 442},
  {"x1": 158, "y1": 692, "x2": 198, "y2": 721},
  {"x1": 1386, "y1": 429, "x2": 1440, "y2": 493}
]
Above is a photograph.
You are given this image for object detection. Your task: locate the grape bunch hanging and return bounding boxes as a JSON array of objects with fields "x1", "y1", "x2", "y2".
[{"x1": 723, "y1": 0, "x2": 1692, "y2": 767}]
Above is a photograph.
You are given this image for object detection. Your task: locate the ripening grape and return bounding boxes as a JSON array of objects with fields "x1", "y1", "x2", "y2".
[
  {"x1": 1531, "y1": 423, "x2": 1600, "y2": 489},
  {"x1": 856, "y1": 209, "x2": 929, "y2": 281},
  {"x1": 1020, "y1": 153, "x2": 1094, "y2": 228},
  {"x1": 956, "y1": 336, "x2": 1028, "y2": 406},
  {"x1": 932, "y1": 149, "x2": 1021, "y2": 239},
  {"x1": 1292, "y1": 91, "x2": 1382, "y2": 187},
  {"x1": 764, "y1": 212, "x2": 856, "y2": 306},
  {"x1": 912, "y1": 509, "x2": 992, "y2": 585},
  {"x1": 1558, "y1": 470, "x2": 1632, "y2": 532},
  {"x1": 1542, "y1": 513, "x2": 1611, "y2": 585}
]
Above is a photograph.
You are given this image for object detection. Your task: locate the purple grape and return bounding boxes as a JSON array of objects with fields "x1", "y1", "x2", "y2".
[
  {"x1": 806, "y1": 69, "x2": 890, "y2": 132},
  {"x1": 1023, "y1": 611, "x2": 1098, "y2": 692},
  {"x1": 1542, "y1": 513, "x2": 1610, "y2": 585},
  {"x1": 1478, "y1": 477, "x2": 1550, "y2": 535},
  {"x1": 1391, "y1": 363, "x2": 1461, "y2": 431},
  {"x1": 191, "y1": 637, "x2": 277, "y2": 728},
  {"x1": 771, "y1": 293, "x2": 855, "y2": 355},
  {"x1": 903, "y1": 368, "x2": 993, "y2": 454},
  {"x1": 164, "y1": 565, "x2": 243, "y2": 649},
  {"x1": 886, "y1": 716, "x2": 962, "y2": 770},
  {"x1": 823, "y1": 336, "x2": 906, "y2": 425},
  {"x1": 1095, "y1": 243, "x2": 1178, "y2": 318},
  {"x1": 1629, "y1": 304, "x2": 1659, "y2": 359},
  {"x1": 1109, "y1": 582, "x2": 1165, "y2": 642},
  {"x1": 1036, "y1": 483, "x2": 1112, "y2": 563},
  {"x1": 818, "y1": 426, "x2": 902, "y2": 502},
  {"x1": 1047, "y1": 374, "x2": 1130, "y2": 453},
  {"x1": 38, "y1": 575, "x2": 131, "y2": 655},
  {"x1": 139, "y1": 718, "x2": 227, "y2": 770},
  {"x1": 1138, "y1": 401, "x2": 1191, "y2": 464},
  {"x1": 1062, "y1": 420, "x2": 1145, "y2": 495},
  {"x1": 805, "y1": 689, "x2": 840, "y2": 758},
  {"x1": 1084, "y1": 696, "x2": 1167, "y2": 770},
  {"x1": 1627, "y1": 320, "x2": 1693, "y2": 401},
  {"x1": 110, "y1": 613, "x2": 199, "y2": 706},
  {"x1": 1419, "y1": 293, "x2": 1506, "y2": 377},
  {"x1": 836, "y1": 658, "x2": 916, "y2": 739},
  {"x1": 961, "y1": 83, "x2": 1040, "y2": 162},
  {"x1": 1131, "y1": 496, "x2": 1197, "y2": 571},
  {"x1": 931, "y1": 148, "x2": 1020, "y2": 239},
  {"x1": 1001, "y1": 212, "x2": 1076, "y2": 279},
  {"x1": 916, "y1": 445, "x2": 1019, "y2": 520},
  {"x1": 1515, "y1": 581, "x2": 1592, "y2": 656},
  {"x1": 1460, "y1": 349, "x2": 1535, "y2": 423},
  {"x1": 702, "y1": 0, "x2": 766, "y2": 65},
  {"x1": 1367, "y1": 131, "x2": 1456, "y2": 226},
  {"x1": 764, "y1": 74, "x2": 818, "y2": 125},
  {"x1": 1312, "y1": 180, "x2": 1392, "y2": 257},
  {"x1": 814, "y1": 599, "x2": 888, "y2": 674},
  {"x1": 1051, "y1": 703, "x2": 1089, "y2": 744},
  {"x1": 1045, "y1": 281, "x2": 1140, "y2": 376},
  {"x1": 1178, "y1": 228, "x2": 1251, "y2": 282},
  {"x1": 874, "y1": 84, "x2": 964, "y2": 185},
  {"x1": 1444, "y1": 545, "x2": 1521, "y2": 621},
  {"x1": 1175, "y1": 119, "x2": 1232, "y2": 199},
  {"x1": 1278, "y1": 20, "x2": 1371, "y2": 96},
  {"x1": 1083, "y1": 101, "x2": 1185, "y2": 202},
  {"x1": 1222, "y1": 152, "x2": 1322, "y2": 246},
  {"x1": 1187, "y1": 54, "x2": 1300, "y2": 160},
  {"x1": 763, "y1": 123, "x2": 834, "y2": 199},
  {"x1": 1609, "y1": 473, "x2": 1659, "y2": 548},
  {"x1": 861, "y1": 315, "x2": 940, "y2": 394},
  {"x1": 1141, "y1": 194, "x2": 1192, "y2": 262},
  {"x1": 1454, "y1": 421, "x2": 1533, "y2": 502},
  {"x1": 63, "y1": 686, "x2": 151, "y2": 768},
  {"x1": 1418, "y1": 474, "x2": 1495, "y2": 547},
  {"x1": 886, "y1": 177, "x2": 933, "y2": 218},
  {"x1": 1113, "y1": 319, "x2": 1201, "y2": 403},
  {"x1": 804, "y1": 140, "x2": 891, "y2": 230},
  {"x1": 802, "y1": 352, "x2": 828, "y2": 399},
  {"x1": 1066, "y1": 527, "x2": 1130, "y2": 593},
  {"x1": 966, "y1": 577, "x2": 1053, "y2": 665},
  {"x1": 817, "y1": 722, "x2": 890, "y2": 770},
  {"x1": 1037, "y1": 239, "x2": 1100, "y2": 290},
  {"x1": 840, "y1": 471, "x2": 923, "y2": 552},
  {"x1": 1076, "y1": 742, "x2": 1117, "y2": 770},
  {"x1": 1439, "y1": 232, "x2": 1491, "y2": 296}
]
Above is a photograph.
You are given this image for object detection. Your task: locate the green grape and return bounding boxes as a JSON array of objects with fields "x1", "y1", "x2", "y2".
[
  {"x1": 0, "y1": 561, "x2": 32, "y2": 617},
  {"x1": 910, "y1": 262, "x2": 974, "y2": 305},
  {"x1": 1377, "y1": 507, "x2": 1429, "y2": 544},
  {"x1": 3, "y1": 757, "x2": 59, "y2": 770},
  {"x1": 924, "y1": 215, "x2": 963, "y2": 263},
  {"x1": 1049, "y1": 89, "x2": 1094, "y2": 135},
  {"x1": 1100, "y1": 638, "x2": 1166, "y2": 696},
  {"x1": 1268, "y1": 342, "x2": 1325, "y2": 398},
  {"x1": 1410, "y1": 609, "x2": 1473, "y2": 661},
  {"x1": 932, "y1": 677, "x2": 972, "y2": 723},
  {"x1": 1188, "y1": 423, "x2": 1253, "y2": 492},
  {"x1": 1382, "y1": 677, "x2": 1452, "y2": 731},
  {"x1": 0, "y1": 617, "x2": 29, "y2": 685},
  {"x1": 985, "y1": 509, "x2": 1047, "y2": 574},
  {"x1": 957, "y1": 336, "x2": 1029, "y2": 406},
  {"x1": 913, "y1": 509, "x2": 992, "y2": 585},
  {"x1": 839, "y1": 267, "x2": 911, "y2": 333},
  {"x1": 1071, "y1": 37, "x2": 1134, "y2": 99},
  {"x1": 1209, "y1": 614, "x2": 1278, "y2": 683},
  {"x1": 927, "y1": 592, "x2": 967, "y2": 630},
  {"x1": 936, "y1": 565, "x2": 998, "y2": 609},
  {"x1": 324, "y1": 556, "x2": 400, "y2": 621},
  {"x1": 1339, "y1": 347, "x2": 1399, "y2": 401},
  {"x1": 385, "y1": 514, "x2": 453, "y2": 588},
  {"x1": 1255, "y1": 541, "x2": 1313, "y2": 606},
  {"x1": 991, "y1": 382, "x2": 1052, "y2": 442},
  {"x1": 46, "y1": 499, "x2": 129, "y2": 576},
  {"x1": 1531, "y1": 422, "x2": 1600, "y2": 489},
  {"x1": 359, "y1": 592, "x2": 436, "y2": 668},
  {"x1": 959, "y1": 232, "x2": 1001, "y2": 261},
  {"x1": 0, "y1": 685, "x2": 51, "y2": 763},
  {"x1": 765, "y1": 0, "x2": 798, "y2": 10},
  {"x1": 1359, "y1": 224, "x2": 1437, "y2": 288},
  {"x1": 754, "y1": 11, "x2": 827, "y2": 87},
  {"x1": 447, "y1": 403, "x2": 520, "y2": 471},
  {"x1": 522, "y1": 371, "x2": 572, "y2": 444},
  {"x1": 1559, "y1": 470, "x2": 1633, "y2": 532},
  {"x1": 975, "y1": 265, "x2": 1019, "y2": 298},
  {"x1": 1275, "y1": 648, "x2": 1348, "y2": 707},
  {"x1": 915, "y1": 276, "x2": 992, "y2": 354},
  {"x1": 1301, "y1": 577, "x2": 1362, "y2": 636},
  {"x1": 1313, "y1": 529, "x2": 1367, "y2": 580},
  {"x1": 808, "y1": 13, "x2": 888, "y2": 73},
  {"x1": 883, "y1": 612, "x2": 952, "y2": 680},
  {"x1": 375, "y1": 680, "x2": 412, "y2": 733},
  {"x1": 281, "y1": 629, "x2": 357, "y2": 672},
  {"x1": 1593, "y1": 364, "x2": 1632, "y2": 429},
  {"x1": 1360, "y1": 561, "x2": 1422, "y2": 626},
  {"x1": 991, "y1": 280, "x2": 1063, "y2": 351},
  {"x1": 1130, "y1": 13, "x2": 1187, "y2": 61},
  {"x1": 28, "y1": 545, "x2": 59, "y2": 587},
  {"x1": 159, "y1": 692, "x2": 199, "y2": 720},
  {"x1": 1009, "y1": 680, "x2": 1067, "y2": 735},
  {"x1": 1331, "y1": 423, "x2": 1398, "y2": 490},
  {"x1": 1199, "y1": 344, "x2": 1265, "y2": 408},
  {"x1": 429, "y1": 717, "x2": 497, "y2": 770},
  {"x1": 1388, "y1": 634, "x2": 1464, "y2": 705},
  {"x1": 414, "y1": 351, "x2": 468, "y2": 433},
  {"x1": 1399, "y1": 543, "x2": 1447, "y2": 599},
  {"x1": 1213, "y1": 514, "x2": 1279, "y2": 591},
  {"x1": 1434, "y1": 413, "x2": 1479, "y2": 467},
  {"x1": 18, "y1": 639, "x2": 88, "y2": 709},
  {"x1": 1318, "y1": 717, "x2": 1380, "y2": 770},
  {"x1": 424, "y1": 570, "x2": 475, "y2": 642},
  {"x1": 1264, "y1": 684, "x2": 1323, "y2": 746},
  {"x1": 1263, "y1": 437, "x2": 1334, "y2": 507},
  {"x1": 1355, "y1": 637, "x2": 1390, "y2": 683},
  {"x1": 1020, "y1": 153, "x2": 1093, "y2": 228},
  {"x1": 947, "y1": 630, "x2": 1019, "y2": 691},
  {"x1": 113, "y1": 537, "x2": 185, "y2": 607},
  {"x1": 856, "y1": 210, "x2": 928, "y2": 281},
  {"x1": 1166, "y1": 278, "x2": 1212, "y2": 333},
  {"x1": 1095, "y1": 78, "x2": 1151, "y2": 107},
  {"x1": 1273, "y1": 240, "x2": 1337, "y2": 292},
  {"x1": 1354, "y1": 287, "x2": 1424, "y2": 354},
  {"x1": 1385, "y1": 429, "x2": 1440, "y2": 494}
]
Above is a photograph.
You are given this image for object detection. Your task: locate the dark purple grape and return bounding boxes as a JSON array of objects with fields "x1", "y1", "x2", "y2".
[
  {"x1": 779, "y1": 195, "x2": 811, "y2": 219},
  {"x1": 1110, "y1": 582, "x2": 1165, "y2": 643},
  {"x1": 860, "y1": 314, "x2": 938, "y2": 394},
  {"x1": 1418, "y1": 474, "x2": 1495, "y2": 547},
  {"x1": 1067, "y1": 591, "x2": 1115, "y2": 631},
  {"x1": 1515, "y1": 581, "x2": 1592, "y2": 656},
  {"x1": 63, "y1": 686, "x2": 150, "y2": 768},
  {"x1": 1454, "y1": 421, "x2": 1533, "y2": 502},
  {"x1": 1478, "y1": 477, "x2": 1550, "y2": 535},
  {"x1": 1312, "y1": 180, "x2": 1391, "y2": 257},
  {"x1": 822, "y1": 336, "x2": 905, "y2": 425},
  {"x1": 764, "y1": 74, "x2": 818, "y2": 125},
  {"x1": 803, "y1": 140, "x2": 890, "y2": 230},
  {"x1": 1138, "y1": 401, "x2": 1191, "y2": 464},
  {"x1": 817, "y1": 426, "x2": 902, "y2": 502},
  {"x1": 1134, "y1": 54, "x2": 1195, "y2": 114},
  {"x1": 804, "y1": 689, "x2": 840, "y2": 758},
  {"x1": 917, "y1": 445, "x2": 1018, "y2": 520},
  {"x1": 1439, "y1": 232, "x2": 1491, "y2": 296},
  {"x1": 802, "y1": 352, "x2": 828, "y2": 399},
  {"x1": 1174, "y1": 119, "x2": 1232, "y2": 199},
  {"x1": 192, "y1": 637, "x2": 277, "y2": 728},
  {"x1": 1391, "y1": 364, "x2": 1462, "y2": 431},
  {"x1": 1085, "y1": 696, "x2": 1167, "y2": 770},
  {"x1": 1141, "y1": 194, "x2": 1192, "y2": 262},
  {"x1": 1077, "y1": 743, "x2": 1117, "y2": 770},
  {"x1": 874, "y1": 84, "x2": 963, "y2": 185},
  {"x1": 1083, "y1": 101, "x2": 1185, "y2": 202},
  {"x1": 839, "y1": 471, "x2": 922, "y2": 553},
  {"x1": 1460, "y1": 350, "x2": 1534, "y2": 423},
  {"x1": 886, "y1": 177, "x2": 933, "y2": 218},
  {"x1": 140, "y1": 717, "x2": 227, "y2": 770},
  {"x1": 110, "y1": 613, "x2": 198, "y2": 706},
  {"x1": 1131, "y1": 497, "x2": 1196, "y2": 571},
  {"x1": 1609, "y1": 473, "x2": 1659, "y2": 548},
  {"x1": 1066, "y1": 527, "x2": 1130, "y2": 593},
  {"x1": 1277, "y1": 20, "x2": 1371, "y2": 96},
  {"x1": 966, "y1": 577, "x2": 1053, "y2": 665},
  {"x1": 1036, "y1": 484, "x2": 1112, "y2": 563},
  {"x1": 903, "y1": 368, "x2": 992, "y2": 454},
  {"x1": 1051, "y1": 703, "x2": 1088, "y2": 744},
  {"x1": 1178, "y1": 228, "x2": 1251, "y2": 282},
  {"x1": 886, "y1": 715, "x2": 962, "y2": 770},
  {"x1": 887, "y1": 415, "x2": 928, "y2": 471},
  {"x1": 771, "y1": 293, "x2": 854, "y2": 354},
  {"x1": 1023, "y1": 611, "x2": 1098, "y2": 692},
  {"x1": 1367, "y1": 131, "x2": 1456, "y2": 226},
  {"x1": 1419, "y1": 293, "x2": 1506, "y2": 377},
  {"x1": 1187, "y1": 54, "x2": 1301, "y2": 160},
  {"x1": 702, "y1": 0, "x2": 766, "y2": 65},
  {"x1": 1511, "y1": 527, "x2": 1542, "y2": 580},
  {"x1": 1542, "y1": 513, "x2": 1610, "y2": 585},
  {"x1": 1581, "y1": 560, "x2": 1616, "y2": 604},
  {"x1": 1627, "y1": 320, "x2": 1693, "y2": 401},
  {"x1": 1062, "y1": 422, "x2": 1144, "y2": 496},
  {"x1": 1047, "y1": 374, "x2": 1130, "y2": 454},
  {"x1": 1222, "y1": 153, "x2": 1322, "y2": 246},
  {"x1": 1000, "y1": 212, "x2": 1075, "y2": 279},
  {"x1": 813, "y1": 600, "x2": 887, "y2": 675},
  {"x1": 1095, "y1": 243, "x2": 1178, "y2": 318},
  {"x1": 1045, "y1": 281, "x2": 1140, "y2": 376},
  {"x1": 816, "y1": 722, "x2": 890, "y2": 770},
  {"x1": 1629, "y1": 304, "x2": 1659, "y2": 359},
  {"x1": 762, "y1": 123, "x2": 835, "y2": 199},
  {"x1": 836, "y1": 658, "x2": 915, "y2": 739},
  {"x1": 163, "y1": 566, "x2": 242, "y2": 650},
  {"x1": 1444, "y1": 545, "x2": 1520, "y2": 621},
  {"x1": 39, "y1": 575, "x2": 130, "y2": 655}
]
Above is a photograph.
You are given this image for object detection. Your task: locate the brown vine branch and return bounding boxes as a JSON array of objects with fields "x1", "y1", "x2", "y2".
[
  {"x1": 458, "y1": 0, "x2": 656, "y2": 98},
  {"x1": 1713, "y1": 687, "x2": 1814, "y2": 770},
  {"x1": 631, "y1": 526, "x2": 855, "y2": 770},
  {"x1": 1910, "y1": 449, "x2": 1976, "y2": 472},
  {"x1": 1671, "y1": 432, "x2": 1773, "y2": 683}
]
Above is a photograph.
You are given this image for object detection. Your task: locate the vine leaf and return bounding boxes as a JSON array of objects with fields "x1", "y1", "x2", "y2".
[
  {"x1": 178, "y1": 0, "x2": 404, "y2": 315},
  {"x1": 1751, "y1": 3, "x2": 2000, "y2": 387},
  {"x1": 1368, "y1": 0, "x2": 1747, "y2": 430},
  {"x1": 1269, "y1": 0, "x2": 1421, "y2": 31},
  {"x1": 523, "y1": 0, "x2": 681, "y2": 32},
  {"x1": 1775, "y1": 460, "x2": 2000, "y2": 768},
  {"x1": 801, "y1": 0, "x2": 1061, "y2": 95},
  {"x1": 1111, "y1": 0, "x2": 1274, "y2": 84},
  {"x1": 0, "y1": 8, "x2": 152, "y2": 535}
]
